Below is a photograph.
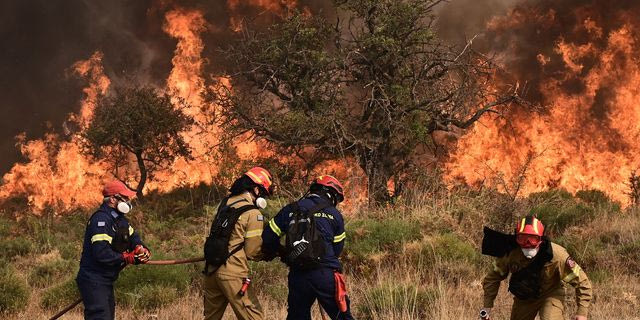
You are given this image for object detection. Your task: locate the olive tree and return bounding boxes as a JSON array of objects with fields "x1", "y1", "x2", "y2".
[
  {"x1": 211, "y1": 0, "x2": 526, "y2": 203},
  {"x1": 83, "y1": 86, "x2": 193, "y2": 198}
]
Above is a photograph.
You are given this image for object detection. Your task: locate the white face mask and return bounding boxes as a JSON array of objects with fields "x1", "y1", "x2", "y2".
[
  {"x1": 117, "y1": 201, "x2": 132, "y2": 214},
  {"x1": 522, "y1": 247, "x2": 539, "y2": 259},
  {"x1": 255, "y1": 197, "x2": 267, "y2": 209}
]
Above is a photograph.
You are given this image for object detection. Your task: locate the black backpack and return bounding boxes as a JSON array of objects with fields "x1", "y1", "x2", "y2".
[
  {"x1": 508, "y1": 239, "x2": 553, "y2": 300},
  {"x1": 284, "y1": 200, "x2": 330, "y2": 270},
  {"x1": 203, "y1": 197, "x2": 257, "y2": 275}
]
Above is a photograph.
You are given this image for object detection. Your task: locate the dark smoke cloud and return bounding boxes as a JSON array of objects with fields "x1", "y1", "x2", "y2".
[
  {"x1": 478, "y1": 0, "x2": 640, "y2": 149},
  {"x1": 436, "y1": 0, "x2": 518, "y2": 45},
  {"x1": 480, "y1": 0, "x2": 640, "y2": 105},
  {"x1": 0, "y1": 0, "x2": 334, "y2": 175},
  {"x1": 16, "y1": 0, "x2": 616, "y2": 175},
  {"x1": 0, "y1": 0, "x2": 176, "y2": 174}
]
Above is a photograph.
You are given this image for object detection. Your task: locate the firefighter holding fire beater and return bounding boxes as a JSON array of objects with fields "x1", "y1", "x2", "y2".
[
  {"x1": 76, "y1": 180, "x2": 151, "y2": 320},
  {"x1": 480, "y1": 216, "x2": 592, "y2": 320}
]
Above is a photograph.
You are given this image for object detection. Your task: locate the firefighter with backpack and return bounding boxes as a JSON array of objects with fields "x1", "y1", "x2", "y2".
[
  {"x1": 263, "y1": 175, "x2": 354, "y2": 320},
  {"x1": 203, "y1": 167, "x2": 274, "y2": 320},
  {"x1": 480, "y1": 216, "x2": 592, "y2": 320}
]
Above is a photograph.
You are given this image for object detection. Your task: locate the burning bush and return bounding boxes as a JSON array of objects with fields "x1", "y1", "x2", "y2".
[
  {"x1": 214, "y1": 0, "x2": 526, "y2": 203},
  {"x1": 83, "y1": 86, "x2": 194, "y2": 198}
]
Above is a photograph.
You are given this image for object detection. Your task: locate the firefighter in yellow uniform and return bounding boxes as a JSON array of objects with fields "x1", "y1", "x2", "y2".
[
  {"x1": 203, "y1": 167, "x2": 275, "y2": 320},
  {"x1": 481, "y1": 216, "x2": 592, "y2": 320}
]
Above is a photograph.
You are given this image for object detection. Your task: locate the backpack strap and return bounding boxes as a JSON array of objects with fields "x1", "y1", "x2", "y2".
[
  {"x1": 293, "y1": 197, "x2": 331, "y2": 216},
  {"x1": 204, "y1": 203, "x2": 258, "y2": 275}
]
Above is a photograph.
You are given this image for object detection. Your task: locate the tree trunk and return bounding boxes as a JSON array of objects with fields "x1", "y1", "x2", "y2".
[
  {"x1": 359, "y1": 148, "x2": 393, "y2": 204},
  {"x1": 135, "y1": 150, "x2": 147, "y2": 199}
]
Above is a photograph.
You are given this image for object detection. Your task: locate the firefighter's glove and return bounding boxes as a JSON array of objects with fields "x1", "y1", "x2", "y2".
[
  {"x1": 122, "y1": 251, "x2": 136, "y2": 265},
  {"x1": 134, "y1": 245, "x2": 151, "y2": 264}
]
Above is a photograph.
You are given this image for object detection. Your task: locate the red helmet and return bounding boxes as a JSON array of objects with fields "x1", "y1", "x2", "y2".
[
  {"x1": 313, "y1": 175, "x2": 344, "y2": 203},
  {"x1": 516, "y1": 216, "x2": 544, "y2": 248},
  {"x1": 244, "y1": 167, "x2": 274, "y2": 196},
  {"x1": 102, "y1": 180, "x2": 136, "y2": 198}
]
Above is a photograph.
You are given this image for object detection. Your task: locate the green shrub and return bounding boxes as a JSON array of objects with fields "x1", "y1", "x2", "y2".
[
  {"x1": 587, "y1": 269, "x2": 612, "y2": 284},
  {"x1": 422, "y1": 233, "x2": 480, "y2": 265},
  {"x1": 617, "y1": 240, "x2": 640, "y2": 272},
  {"x1": 358, "y1": 283, "x2": 437, "y2": 318},
  {"x1": 116, "y1": 256, "x2": 191, "y2": 308},
  {"x1": 40, "y1": 277, "x2": 79, "y2": 309},
  {"x1": 554, "y1": 235, "x2": 607, "y2": 270},
  {"x1": 130, "y1": 285, "x2": 178, "y2": 310},
  {"x1": 0, "y1": 237, "x2": 34, "y2": 258},
  {"x1": 575, "y1": 189, "x2": 610, "y2": 206},
  {"x1": 0, "y1": 216, "x2": 11, "y2": 237},
  {"x1": 0, "y1": 265, "x2": 30, "y2": 314},
  {"x1": 58, "y1": 241, "x2": 82, "y2": 260},
  {"x1": 528, "y1": 189, "x2": 574, "y2": 202},
  {"x1": 530, "y1": 203, "x2": 595, "y2": 235},
  {"x1": 29, "y1": 258, "x2": 74, "y2": 288},
  {"x1": 250, "y1": 260, "x2": 289, "y2": 302},
  {"x1": 347, "y1": 218, "x2": 421, "y2": 259}
]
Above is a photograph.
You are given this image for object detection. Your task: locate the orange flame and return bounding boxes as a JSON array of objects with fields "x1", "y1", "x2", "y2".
[
  {"x1": 446, "y1": 8, "x2": 640, "y2": 204},
  {"x1": 0, "y1": 52, "x2": 111, "y2": 211},
  {"x1": 0, "y1": 9, "x2": 223, "y2": 212}
]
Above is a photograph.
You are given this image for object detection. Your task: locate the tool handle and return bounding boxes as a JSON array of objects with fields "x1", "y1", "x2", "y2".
[
  {"x1": 146, "y1": 257, "x2": 205, "y2": 265},
  {"x1": 49, "y1": 298, "x2": 82, "y2": 320}
]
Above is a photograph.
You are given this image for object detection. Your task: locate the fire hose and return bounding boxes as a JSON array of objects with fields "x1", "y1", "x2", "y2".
[{"x1": 49, "y1": 257, "x2": 205, "y2": 320}]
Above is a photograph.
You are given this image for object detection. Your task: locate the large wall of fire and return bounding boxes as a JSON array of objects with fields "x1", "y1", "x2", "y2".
[{"x1": 1, "y1": 0, "x2": 639, "y2": 211}]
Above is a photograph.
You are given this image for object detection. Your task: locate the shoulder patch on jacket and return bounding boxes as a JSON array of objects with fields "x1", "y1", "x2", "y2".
[
  {"x1": 97, "y1": 221, "x2": 106, "y2": 227},
  {"x1": 566, "y1": 257, "x2": 576, "y2": 269},
  {"x1": 257, "y1": 214, "x2": 264, "y2": 221}
]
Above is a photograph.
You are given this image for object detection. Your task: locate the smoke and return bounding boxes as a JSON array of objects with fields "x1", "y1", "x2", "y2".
[
  {"x1": 436, "y1": 0, "x2": 518, "y2": 45},
  {"x1": 0, "y1": 0, "x2": 335, "y2": 175},
  {"x1": 0, "y1": 0, "x2": 172, "y2": 174},
  {"x1": 483, "y1": 0, "x2": 640, "y2": 103},
  {"x1": 445, "y1": 0, "x2": 640, "y2": 202}
]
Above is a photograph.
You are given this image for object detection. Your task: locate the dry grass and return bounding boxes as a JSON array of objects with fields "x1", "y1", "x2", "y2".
[{"x1": 3, "y1": 186, "x2": 640, "y2": 319}]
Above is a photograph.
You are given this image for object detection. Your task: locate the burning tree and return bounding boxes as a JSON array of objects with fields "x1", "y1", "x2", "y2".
[
  {"x1": 211, "y1": 0, "x2": 524, "y2": 203},
  {"x1": 83, "y1": 86, "x2": 193, "y2": 198}
]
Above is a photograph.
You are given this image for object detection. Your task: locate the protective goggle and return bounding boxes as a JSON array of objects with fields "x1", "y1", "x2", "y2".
[
  {"x1": 113, "y1": 194, "x2": 131, "y2": 202},
  {"x1": 516, "y1": 234, "x2": 542, "y2": 249}
]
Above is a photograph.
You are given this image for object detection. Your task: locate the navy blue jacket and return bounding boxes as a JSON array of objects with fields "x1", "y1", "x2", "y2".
[
  {"x1": 77, "y1": 203, "x2": 144, "y2": 283},
  {"x1": 263, "y1": 195, "x2": 346, "y2": 271}
]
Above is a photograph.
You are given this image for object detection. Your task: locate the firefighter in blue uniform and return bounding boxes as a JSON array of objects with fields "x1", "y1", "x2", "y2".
[
  {"x1": 76, "y1": 180, "x2": 151, "y2": 320},
  {"x1": 263, "y1": 175, "x2": 354, "y2": 320}
]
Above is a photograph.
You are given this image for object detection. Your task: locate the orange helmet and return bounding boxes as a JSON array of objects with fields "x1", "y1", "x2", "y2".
[
  {"x1": 516, "y1": 216, "x2": 544, "y2": 248},
  {"x1": 244, "y1": 167, "x2": 274, "y2": 196},
  {"x1": 312, "y1": 175, "x2": 344, "y2": 203}
]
